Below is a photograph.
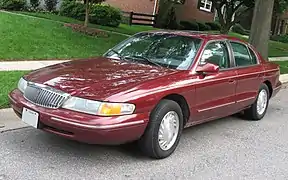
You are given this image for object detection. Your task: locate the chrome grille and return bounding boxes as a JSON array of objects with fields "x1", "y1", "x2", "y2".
[{"x1": 24, "y1": 83, "x2": 69, "y2": 109}]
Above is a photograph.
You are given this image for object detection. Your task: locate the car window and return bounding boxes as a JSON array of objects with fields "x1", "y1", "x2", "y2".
[
  {"x1": 248, "y1": 47, "x2": 258, "y2": 64},
  {"x1": 104, "y1": 33, "x2": 202, "y2": 70},
  {"x1": 199, "y1": 41, "x2": 230, "y2": 69},
  {"x1": 230, "y1": 42, "x2": 256, "y2": 66}
]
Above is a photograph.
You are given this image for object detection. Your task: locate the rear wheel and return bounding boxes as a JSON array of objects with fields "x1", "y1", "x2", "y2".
[
  {"x1": 244, "y1": 83, "x2": 270, "y2": 120},
  {"x1": 138, "y1": 99, "x2": 183, "y2": 159}
]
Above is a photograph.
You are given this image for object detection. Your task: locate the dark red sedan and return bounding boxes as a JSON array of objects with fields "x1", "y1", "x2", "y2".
[{"x1": 9, "y1": 31, "x2": 282, "y2": 159}]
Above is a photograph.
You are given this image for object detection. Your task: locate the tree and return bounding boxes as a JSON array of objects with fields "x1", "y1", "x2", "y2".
[
  {"x1": 249, "y1": 0, "x2": 275, "y2": 59},
  {"x1": 155, "y1": 0, "x2": 185, "y2": 28},
  {"x1": 211, "y1": 0, "x2": 254, "y2": 34},
  {"x1": 83, "y1": 0, "x2": 105, "y2": 27}
]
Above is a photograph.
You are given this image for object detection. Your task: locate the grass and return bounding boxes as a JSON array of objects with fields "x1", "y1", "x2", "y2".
[
  {"x1": 2, "y1": 11, "x2": 288, "y2": 61},
  {"x1": 273, "y1": 61, "x2": 288, "y2": 74},
  {"x1": 17, "y1": 11, "x2": 158, "y2": 35},
  {"x1": 14, "y1": 11, "x2": 288, "y2": 58},
  {"x1": 0, "y1": 11, "x2": 126, "y2": 61},
  {"x1": 228, "y1": 32, "x2": 288, "y2": 57},
  {"x1": 0, "y1": 71, "x2": 28, "y2": 109}
]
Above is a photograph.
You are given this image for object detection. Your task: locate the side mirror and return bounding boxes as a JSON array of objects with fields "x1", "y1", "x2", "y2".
[{"x1": 196, "y1": 62, "x2": 219, "y2": 74}]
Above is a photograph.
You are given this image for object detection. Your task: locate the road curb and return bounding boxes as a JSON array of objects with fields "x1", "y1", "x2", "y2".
[{"x1": 0, "y1": 108, "x2": 29, "y2": 132}]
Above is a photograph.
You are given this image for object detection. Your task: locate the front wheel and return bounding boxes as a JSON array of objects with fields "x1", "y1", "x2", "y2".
[
  {"x1": 244, "y1": 83, "x2": 270, "y2": 120},
  {"x1": 138, "y1": 99, "x2": 183, "y2": 159}
]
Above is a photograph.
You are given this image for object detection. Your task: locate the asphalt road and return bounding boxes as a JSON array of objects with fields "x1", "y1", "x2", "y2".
[{"x1": 1, "y1": 87, "x2": 288, "y2": 180}]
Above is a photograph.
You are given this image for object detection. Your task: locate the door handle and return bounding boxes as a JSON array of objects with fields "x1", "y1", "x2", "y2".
[{"x1": 228, "y1": 79, "x2": 236, "y2": 84}]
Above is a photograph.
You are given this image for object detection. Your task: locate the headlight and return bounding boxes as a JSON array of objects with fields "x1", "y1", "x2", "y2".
[
  {"x1": 18, "y1": 77, "x2": 28, "y2": 93},
  {"x1": 62, "y1": 96, "x2": 135, "y2": 116}
]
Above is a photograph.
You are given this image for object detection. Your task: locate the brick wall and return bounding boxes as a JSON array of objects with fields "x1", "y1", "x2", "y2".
[
  {"x1": 176, "y1": 0, "x2": 215, "y2": 22},
  {"x1": 105, "y1": 0, "x2": 215, "y2": 22},
  {"x1": 105, "y1": 0, "x2": 156, "y2": 14}
]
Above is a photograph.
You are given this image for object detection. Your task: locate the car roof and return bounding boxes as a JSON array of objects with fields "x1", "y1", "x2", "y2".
[{"x1": 142, "y1": 30, "x2": 247, "y2": 43}]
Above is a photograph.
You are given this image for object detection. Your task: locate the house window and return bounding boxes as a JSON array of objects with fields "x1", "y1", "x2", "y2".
[{"x1": 199, "y1": 0, "x2": 213, "y2": 12}]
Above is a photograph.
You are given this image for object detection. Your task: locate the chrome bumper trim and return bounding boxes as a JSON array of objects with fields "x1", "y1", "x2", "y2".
[{"x1": 50, "y1": 117, "x2": 145, "y2": 130}]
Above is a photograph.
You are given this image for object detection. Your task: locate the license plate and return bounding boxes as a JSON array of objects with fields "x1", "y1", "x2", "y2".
[{"x1": 22, "y1": 107, "x2": 39, "y2": 128}]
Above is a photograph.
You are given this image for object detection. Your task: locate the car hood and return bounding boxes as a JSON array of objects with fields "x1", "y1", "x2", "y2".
[{"x1": 24, "y1": 57, "x2": 176, "y2": 100}]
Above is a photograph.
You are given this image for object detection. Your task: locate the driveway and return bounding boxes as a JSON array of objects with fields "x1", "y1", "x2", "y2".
[{"x1": 1, "y1": 87, "x2": 288, "y2": 180}]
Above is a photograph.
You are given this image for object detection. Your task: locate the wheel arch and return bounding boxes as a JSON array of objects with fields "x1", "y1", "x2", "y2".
[
  {"x1": 263, "y1": 80, "x2": 273, "y2": 98},
  {"x1": 160, "y1": 94, "x2": 190, "y2": 126}
]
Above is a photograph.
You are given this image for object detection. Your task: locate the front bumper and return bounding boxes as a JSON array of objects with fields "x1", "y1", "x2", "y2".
[{"x1": 9, "y1": 89, "x2": 149, "y2": 145}]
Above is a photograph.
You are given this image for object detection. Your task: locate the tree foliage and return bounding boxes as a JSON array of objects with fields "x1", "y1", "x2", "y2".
[
  {"x1": 274, "y1": 0, "x2": 288, "y2": 13},
  {"x1": 156, "y1": 0, "x2": 288, "y2": 34},
  {"x1": 212, "y1": 0, "x2": 288, "y2": 34},
  {"x1": 211, "y1": 0, "x2": 255, "y2": 34}
]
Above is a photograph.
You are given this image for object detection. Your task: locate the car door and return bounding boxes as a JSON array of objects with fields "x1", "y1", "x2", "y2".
[
  {"x1": 228, "y1": 41, "x2": 264, "y2": 108},
  {"x1": 193, "y1": 40, "x2": 238, "y2": 122}
]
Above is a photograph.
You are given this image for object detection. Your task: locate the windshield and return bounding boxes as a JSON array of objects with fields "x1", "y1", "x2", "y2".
[{"x1": 104, "y1": 32, "x2": 202, "y2": 70}]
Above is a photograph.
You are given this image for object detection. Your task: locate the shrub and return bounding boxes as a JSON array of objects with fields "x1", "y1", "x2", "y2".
[
  {"x1": 231, "y1": 24, "x2": 249, "y2": 35},
  {"x1": 0, "y1": 0, "x2": 25, "y2": 10},
  {"x1": 44, "y1": 0, "x2": 57, "y2": 12},
  {"x1": 60, "y1": 2, "x2": 122, "y2": 27},
  {"x1": 180, "y1": 21, "x2": 199, "y2": 31},
  {"x1": 59, "y1": 0, "x2": 85, "y2": 20},
  {"x1": 270, "y1": 34, "x2": 288, "y2": 43},
  {"x1": 90, "y1": 4, "x2": 122, "y2": 27},
  {"x1": 205, "y1": 22, "x2": 221, "y2": 31},
  {"x1": 197, "y1": 22, "x2": 211, "y2": 31},
  {"x1": 30, "y1": 0, "x2": 40, "y2": 10}
]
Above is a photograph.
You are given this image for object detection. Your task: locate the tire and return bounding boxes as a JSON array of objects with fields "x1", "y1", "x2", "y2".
[
  {"x1": 244, "y1": 83, "x2": 270, "y2": 121},
  {"x1": 138, "y1": 99, "x2": 184, "y2": 159}
]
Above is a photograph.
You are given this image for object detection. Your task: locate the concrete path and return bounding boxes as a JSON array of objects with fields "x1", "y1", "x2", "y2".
[
  {"x1": 0, "y1": 60, "x2": 69, "y2": 71},
  {"x1": 269, "y1": 57, "x2": 288, "y2": 61},
  {"x1": 0, "y1": 57, "x2": 287, "y2": 71},
  {"x1": 0, "y1": 108, "x2": 29, "y2": 133}
]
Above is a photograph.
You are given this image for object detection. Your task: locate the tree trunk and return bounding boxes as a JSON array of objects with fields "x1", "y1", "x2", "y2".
[
  {"x1": 249, "y1": 0, "x2": 275, "y2": 60},
  {"x1": 220, "y1": 25, "x2": 231, "y2": 34},
  {"x1": 155, "y1": 0, "x2": 173, "y2": 28},
  {"x1": 84, "y1": 0, "x2": 89, "y2": 27}
]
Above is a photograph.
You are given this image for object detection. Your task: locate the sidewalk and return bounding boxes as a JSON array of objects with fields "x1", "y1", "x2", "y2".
[
  {"x1": 0, "y1": 108, "x2": 29, "y2": 133},
  {"x1": 0, "y1": 60, "x2": 70, "y2": 71},
  {"x1": 269, "y1": 57, "x2": 288, "y2": 61},
  {"x1": 1, "y1": 59, "x2": 288, "y2": 83},
  {"x1": 0, "y1": 57, "x2": 287, "y2": 71}
]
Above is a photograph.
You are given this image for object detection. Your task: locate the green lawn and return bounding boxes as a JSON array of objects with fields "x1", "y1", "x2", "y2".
[
  {"x1": 0, "y1": 12, "x2": 126, "y2": 61},
  {"x1": 273, "y1": 61, "x2": 288, "y2": 74},
  {"x1": 18, "y1": 11, "x2": 158, "y2": 35},
  {"x1": 228, "y1": 32, "x2": 288, "y2": 57},
  {"x1": 0, "y1": 71, "x2": 28, "y2": 109},
  {"x1": 15, "y1": 12, "x2": 288, "y2": 58}
]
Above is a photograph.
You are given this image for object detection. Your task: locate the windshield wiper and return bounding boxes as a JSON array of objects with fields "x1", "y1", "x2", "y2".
[
  {"x1": 125, "y1": 55, "x2": 162, "y2": 68},
  {"x1": 109, "y1": 49, "x2": 125, "y2": 60}
]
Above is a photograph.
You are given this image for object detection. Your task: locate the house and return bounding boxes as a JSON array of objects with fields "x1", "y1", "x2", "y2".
[
  {"x1": 105, "y1": 0, "x2": 216, "y2": 22},
  {"x1": 273, "y1": 11, "x2": 288, "y2": 35},
  {"x1": 238, "y1": 8, "x2": 288, "y2": 35}
]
